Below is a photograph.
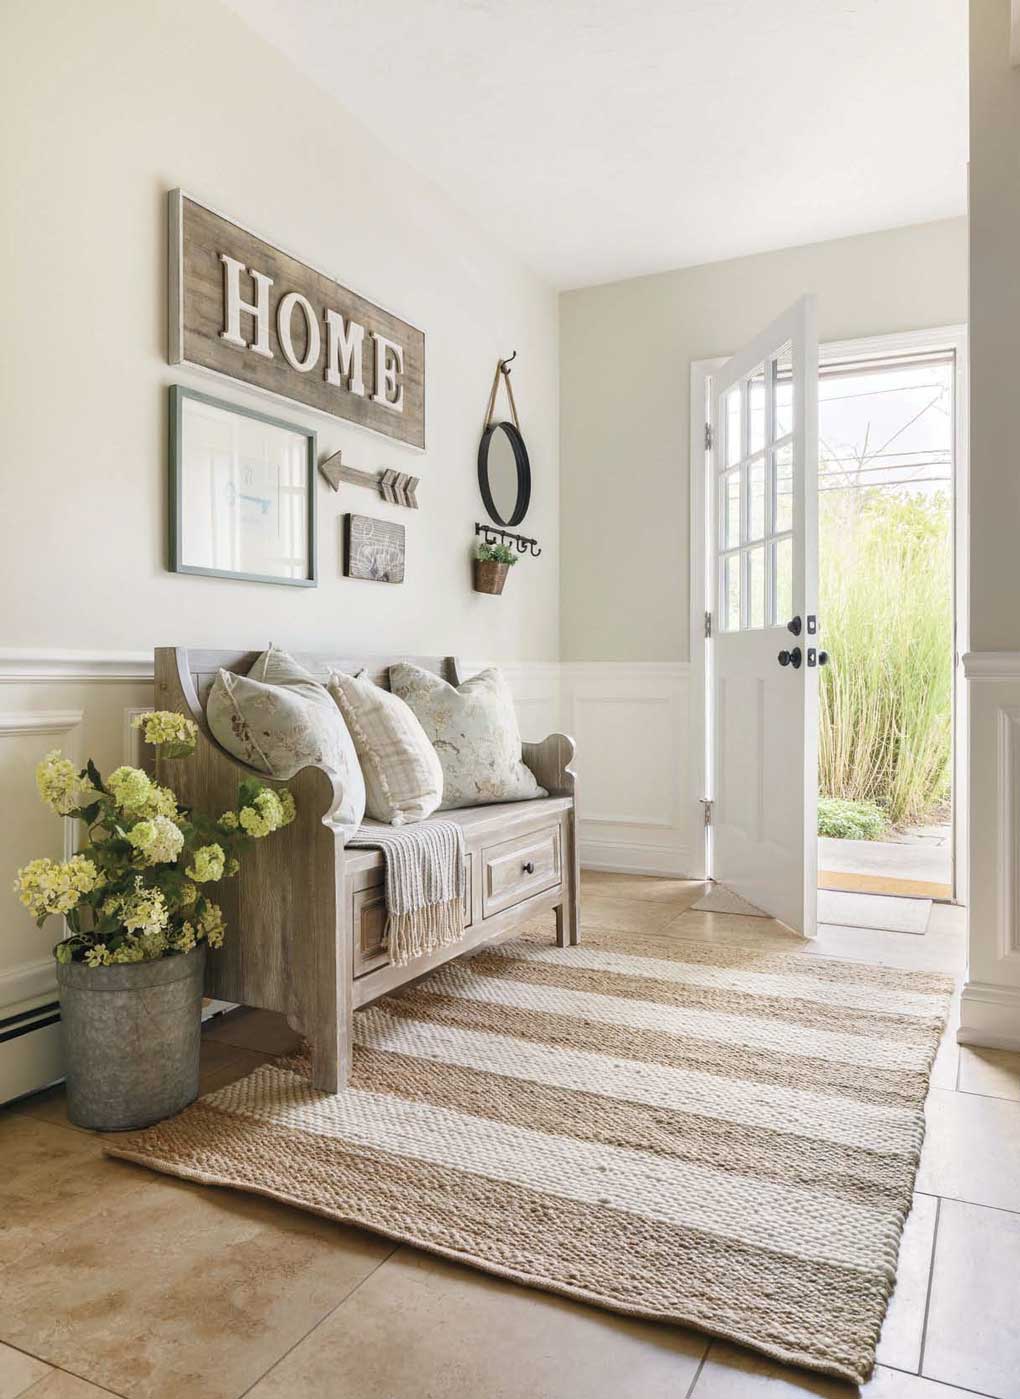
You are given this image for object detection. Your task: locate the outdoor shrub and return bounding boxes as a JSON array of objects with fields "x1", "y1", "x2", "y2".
[
  {"x1": 817, "y1": 796, "x2": 888, "y2": 841},
  {"x1": 818, "y1": 488, "x2": 952, "y2": 827}
]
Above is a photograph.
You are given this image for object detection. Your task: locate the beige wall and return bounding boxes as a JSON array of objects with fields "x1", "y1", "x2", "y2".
[
  {"x1": 968, "y1": 0, "x2": 1020, "y2": 654},
  {"x1": 559, "y1": 218, "x2": 968, "y2": 662},
  {"x1": 961, "y1": 0, "x2": 1020, "y2": 1050},
  {"x1": 0, "y1": 0, "x2": 559, "y2": 1099},
  {"x1": 0, "y1": 0, "x2": 559, "y2": 660}
]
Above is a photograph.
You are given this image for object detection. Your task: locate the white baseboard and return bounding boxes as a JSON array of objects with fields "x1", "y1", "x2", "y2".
[
  {"x1": 0, "y1": 956, "x2": 58, "y2": 1008},
  {"x1": 580, "y1": 838, "x2": 700, "y2": 879},
  {"x1": 958, "y1": 979, "x2": 1020, "y2": 1052}
]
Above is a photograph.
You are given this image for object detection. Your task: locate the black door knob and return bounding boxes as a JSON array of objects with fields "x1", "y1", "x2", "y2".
[
  {"x1": 778, "y1": 647, "x2": 802, "y2": 669},
  {"x1": 818, "y1": 651, "x2": 829, "y2": 666},
  {"x1": 787, "y1": 616, "x2": 802, "y2": 636}
]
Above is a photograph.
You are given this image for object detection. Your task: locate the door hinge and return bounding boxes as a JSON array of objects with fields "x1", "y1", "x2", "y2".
[
  {"x1": 702, "y1": 798, "x2": 713, "y2": 828},
  {"x1": 704, "y1": 610, "x2": 712, "y2": 638},
  {"x1": 704, "y1": 422, "x2": 713, "y2": 451}
]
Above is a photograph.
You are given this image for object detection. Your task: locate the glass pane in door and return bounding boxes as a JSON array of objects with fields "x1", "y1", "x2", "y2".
[
  {"x1": 773, "y1": 341, "x2": 794, "y2": 438},
  {"x1": 722, "y1": 552, "x2": 741, "y2": 631},
  {"x1": 772, "y1": 535, "x2": 792, "y2": 625},
  {"x1": 748, "y1": 545, "x2": 765, "y2": 629},
  {"x1": 726, "y1": 388, "x2": 742, "y2": 467}
]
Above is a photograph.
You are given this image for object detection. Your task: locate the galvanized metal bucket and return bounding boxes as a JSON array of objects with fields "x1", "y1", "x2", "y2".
[{"x1": 55, "y1": 944, "x2": 206, "y2": 1131}]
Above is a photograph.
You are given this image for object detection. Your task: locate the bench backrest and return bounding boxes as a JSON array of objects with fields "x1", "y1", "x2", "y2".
[{"x1": 157, "y1": 647, "x2": 459, "y2": 720}]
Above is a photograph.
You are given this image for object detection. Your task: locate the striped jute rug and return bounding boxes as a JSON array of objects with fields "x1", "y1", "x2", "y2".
[{"x1": 107, "y1": 925, "x2": 952, "y2": 1384}]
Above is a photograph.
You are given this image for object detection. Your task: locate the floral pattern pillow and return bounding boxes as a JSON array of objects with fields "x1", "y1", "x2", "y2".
[
  {"x1": 207, "y1": 648, "x2": 365, "y2": 837},
  {"x1": 328, "y1": 671, "x2": 443, "y2": 825},
  {"x1": 388, "y1": 664, "x2": 546, "y2": 810}
]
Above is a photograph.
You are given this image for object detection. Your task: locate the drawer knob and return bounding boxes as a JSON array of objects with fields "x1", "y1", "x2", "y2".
[{"x1": 522, "y1": 860, "x2": 535, "y2": 874}]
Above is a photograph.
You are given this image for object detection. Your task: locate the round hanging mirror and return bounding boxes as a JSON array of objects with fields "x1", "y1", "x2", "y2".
[{"x1": 478, "y1": 420, "x2": 531, "y2": 528}]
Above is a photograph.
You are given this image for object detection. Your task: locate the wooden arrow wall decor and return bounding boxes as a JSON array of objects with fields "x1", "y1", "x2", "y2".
[{"x1": 318, "y1": 450, "x2": 420, "y2": 509}]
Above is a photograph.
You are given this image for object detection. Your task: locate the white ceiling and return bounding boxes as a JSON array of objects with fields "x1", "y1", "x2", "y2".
[{"x1": 226, "y1": 0, "x2": 968, "y2": 290}]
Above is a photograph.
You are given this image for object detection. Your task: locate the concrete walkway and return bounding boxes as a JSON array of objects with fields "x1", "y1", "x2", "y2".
[{"x1": 819, "y1": 824, "x2": 951, "y2": 887}]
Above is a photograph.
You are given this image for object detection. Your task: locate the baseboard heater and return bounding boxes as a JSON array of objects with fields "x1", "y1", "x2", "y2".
[{"x1": 0, "y1": 1000, "x2": 60, "y2": 1045}]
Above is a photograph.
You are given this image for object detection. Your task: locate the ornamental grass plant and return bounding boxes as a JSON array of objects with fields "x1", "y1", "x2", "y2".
[
  {"x1": 13, "y1": 711, "x2": 295, "y2": 967},
  {"x1": 818, "y1": 489, "x2": 952, "y2": 829}
]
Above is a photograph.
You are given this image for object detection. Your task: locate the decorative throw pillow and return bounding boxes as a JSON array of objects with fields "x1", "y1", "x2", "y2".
[
  {"x1": 389, "y1": 663, "x2": 547, "y2": 810},
  {"x1": 328, "y1": 671, "x2": 443, "y2": 825},
  {"x1": 207, "y1": 647, "x2": 366, "y2": 836}
]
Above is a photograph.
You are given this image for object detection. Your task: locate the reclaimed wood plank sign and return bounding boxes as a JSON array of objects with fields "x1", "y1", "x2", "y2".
[
  {"x1": 168, "y1": 190, "x2": 425, "y2": 450},
  {"x1": 343, "y1": 514, "x2": 405, "y2": 584}
]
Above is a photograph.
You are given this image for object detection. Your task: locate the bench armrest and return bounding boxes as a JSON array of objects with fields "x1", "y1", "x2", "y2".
[{"x1": 522, "y1": 733, "x2": 577, "y2": 798}]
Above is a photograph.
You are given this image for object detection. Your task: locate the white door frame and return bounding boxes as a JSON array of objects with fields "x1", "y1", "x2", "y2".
[{"x1": 688, "y1": 323, "x2": 969, "y2": 903}]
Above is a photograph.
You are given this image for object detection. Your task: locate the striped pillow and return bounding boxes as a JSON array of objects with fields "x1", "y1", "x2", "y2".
[{"x1": 328, "y1": 671, "x2": 443, "y2": 826}]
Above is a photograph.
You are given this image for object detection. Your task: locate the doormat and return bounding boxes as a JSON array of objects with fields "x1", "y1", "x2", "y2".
[
  {"x1": 819, "y1": 869, "x2": 952, "y2": 901},
  {"x1": 107, "y1": 925, "x2": 952, "y2": 1385}
]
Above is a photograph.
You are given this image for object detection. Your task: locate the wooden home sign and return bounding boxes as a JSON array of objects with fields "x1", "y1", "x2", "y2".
[{"x1": 168, "y1": 190, "x2": 425, "y2": 449}]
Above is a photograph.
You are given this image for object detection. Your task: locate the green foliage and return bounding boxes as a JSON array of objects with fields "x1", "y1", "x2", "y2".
[
  {"x1": 819, "y1": 489, "x2": 952, "y2": 828},
  {"x1": 817, "y1": 796, "x2": 888, "y2": 841},
  {"x1": 477, "y1": 541, "x2": 518, "y2": 566},
  {"x1": 13, "y1": 716, "x2": 295, "y2": 966}
]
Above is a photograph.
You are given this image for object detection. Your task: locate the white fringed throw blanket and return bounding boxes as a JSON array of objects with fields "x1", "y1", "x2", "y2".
[{"x1": 346, "y1": 819, "x2": 466, "y2": 965}]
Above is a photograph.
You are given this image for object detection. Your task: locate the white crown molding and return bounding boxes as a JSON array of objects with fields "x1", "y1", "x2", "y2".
[
  {"x1": 0, "y1": 650, "x2": 154, "y2": 684},
  {"x1": 962, "y1": 651, "x2": 1020, "y2": 680},
  {"x1": 0, "y1": 710, "x2": 85, "y2": 737}
]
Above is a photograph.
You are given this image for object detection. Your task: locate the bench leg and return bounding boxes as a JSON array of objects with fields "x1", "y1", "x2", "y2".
[
  {"x1": 556, "y1": 893, "x2": 580, "y2": 948},
  {"x1": 308, "y1": 859, "x2": 351, "y2": 1094},
  {"x1": 311, "y1": 1011, "x2": 350, "y2": 1093},
  {"x1": 557, "y1": 811, "x2": 580, "y2": 947}
]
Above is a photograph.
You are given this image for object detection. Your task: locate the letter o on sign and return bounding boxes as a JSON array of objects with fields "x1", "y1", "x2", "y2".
[{"x1": 277, "y1": 292, "x2": 321, "y2": 372}]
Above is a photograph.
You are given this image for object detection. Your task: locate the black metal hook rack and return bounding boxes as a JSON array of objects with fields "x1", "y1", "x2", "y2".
[{"x1": 474, "y1": 521, "x2": 542, "y2": 558}]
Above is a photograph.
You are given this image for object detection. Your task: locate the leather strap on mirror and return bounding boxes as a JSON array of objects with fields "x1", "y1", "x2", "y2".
[{"x1": 483, "y1": 351, "x2": 521, "y2": 432}]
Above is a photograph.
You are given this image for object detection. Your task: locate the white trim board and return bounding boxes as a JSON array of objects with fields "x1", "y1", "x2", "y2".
[
  {"x1": 0, "y1": 650, "x2": 154, "y2": 683},
  {"x1": 0, "y1": 710, "x2": 85, "y2": 736},
  {"x1": 958, "y1": 981, "x2": 1020, "y2": 1053},
  {"x1": 963, "y1": 652, "x2": 1020, "y2": 680}
]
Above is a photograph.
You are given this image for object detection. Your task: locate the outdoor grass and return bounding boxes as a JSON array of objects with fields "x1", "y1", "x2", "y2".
[{"x1": 818, "y1": 489, "x2": 952, "y2": 829}]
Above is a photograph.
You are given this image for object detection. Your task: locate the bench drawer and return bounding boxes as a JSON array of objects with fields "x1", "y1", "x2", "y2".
[
  {"x1": 353, "y1": 854, "x2": 473, "y2": 979},
  {"x1": 482, "y1": 824, "x2": 561, "y2": 918}
]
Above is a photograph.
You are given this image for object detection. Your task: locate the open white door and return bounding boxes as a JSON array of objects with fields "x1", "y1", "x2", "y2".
[{"x1": 707, "y1": 295, "x2": 819, "y2": 936}]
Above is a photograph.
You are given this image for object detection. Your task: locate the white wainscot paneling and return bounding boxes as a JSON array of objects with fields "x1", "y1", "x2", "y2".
[
  {"x1": 959, "y1": 654, "x2": 1020, "y2": 1051},
  {"x1": 460, "y1": 660, "x2": 561, "y2": 743},
  {"x1": 0, "y1": 710, "x2": 84, "y2": 1102},
  {"x1": 0, "y1": 656, "x2": 156, "y2": 1104},
  {"x1": 562, "y1": 663, "x2": 696, "y2": 878}
]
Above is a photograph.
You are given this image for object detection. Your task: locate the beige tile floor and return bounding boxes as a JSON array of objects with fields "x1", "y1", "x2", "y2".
[{"x1": 1, "y1": 872, "x2": 1017, "y2": 1399}]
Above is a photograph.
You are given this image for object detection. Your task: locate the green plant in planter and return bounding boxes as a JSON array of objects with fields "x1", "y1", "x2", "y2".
[
  {"x1": 13, "y1": 711, "x2": 295, "y2": 967},
  {"x1": 476, "y1": 541, "x2": 519, "y2": 566}
]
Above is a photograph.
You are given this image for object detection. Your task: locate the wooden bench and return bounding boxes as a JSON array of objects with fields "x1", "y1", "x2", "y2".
[{"x1": 155, "y1": 648, "x2": 579, "y2": 1093}]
